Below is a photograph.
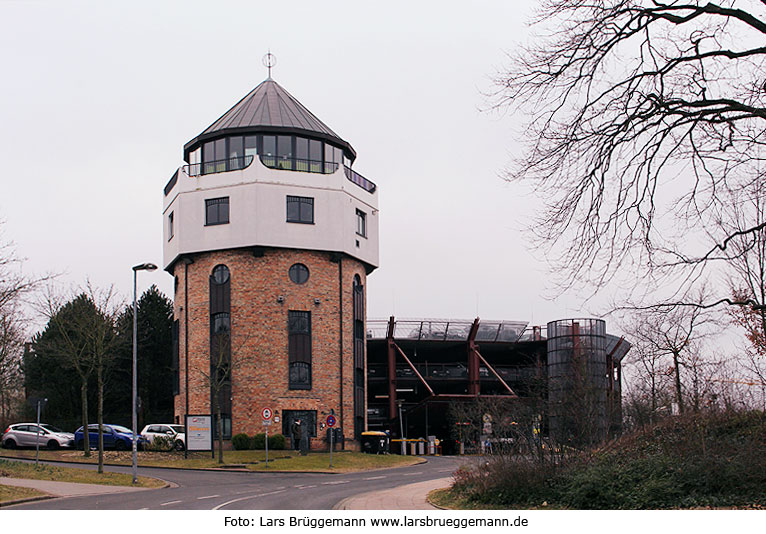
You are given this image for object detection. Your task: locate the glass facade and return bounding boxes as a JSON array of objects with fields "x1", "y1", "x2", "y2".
[{"x1": 193, "y1": 133, "x2": 346, "y2": 175}]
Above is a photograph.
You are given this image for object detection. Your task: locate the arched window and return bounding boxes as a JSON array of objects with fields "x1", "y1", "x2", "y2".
[
  {"x1": 352, "y1": 274, "x2": 365, "y2": 438},
  {"x1": 211, "y1": 264, "x2": 230, "y2": 285},
  {"x1": 209, "y1": 264, "x2": 231, "y2": 439}
]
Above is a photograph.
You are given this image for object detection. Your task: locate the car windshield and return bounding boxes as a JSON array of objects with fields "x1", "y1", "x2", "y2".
[
  {"x1": 40, "y1": 424, "x2": 64, "y2": 433},
  {"x1": 111, "y1": 425, "x2": 132, "y2": 434},
  {"x1": 171, "y1": 425, "x2": 185, "y2": 433}
]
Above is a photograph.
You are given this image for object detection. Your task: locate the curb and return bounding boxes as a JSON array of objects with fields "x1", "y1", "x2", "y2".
[
  {"x1": 0, "y1": 494, "x2": 56, "y2": 508},
  {"x1": 0, "y1": 453, "x2": 428, "y2": 474}
]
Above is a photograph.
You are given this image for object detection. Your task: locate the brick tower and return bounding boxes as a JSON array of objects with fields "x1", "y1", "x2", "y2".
[{"x1": 162, "y1": 70, "x2": 378, "y2": 449}]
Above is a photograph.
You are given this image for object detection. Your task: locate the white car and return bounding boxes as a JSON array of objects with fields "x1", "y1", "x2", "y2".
[
  {"x1": 141, "y1": 424, "x2": 185, "y2": 451},
  {"x1": 2, "y1": 423, "x2": 74, "y2": 449}
]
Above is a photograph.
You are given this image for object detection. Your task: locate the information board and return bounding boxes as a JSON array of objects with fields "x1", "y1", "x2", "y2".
[{"x1": 185, "y1": 414, "x2": 213, "y2": 451}]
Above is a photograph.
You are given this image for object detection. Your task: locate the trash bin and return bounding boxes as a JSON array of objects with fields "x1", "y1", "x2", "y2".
[{"x1": 361, "y1": 431, "x2": 389, "y2": 454}]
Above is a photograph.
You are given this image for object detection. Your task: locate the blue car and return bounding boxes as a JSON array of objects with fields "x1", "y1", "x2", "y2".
[{"x1": 74, "y1": 424, "x2": 147, "y2": 451}]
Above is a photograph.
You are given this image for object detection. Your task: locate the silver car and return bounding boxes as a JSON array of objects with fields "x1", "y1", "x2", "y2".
[{"x1": 2, "y1": 423, "x2": 75, "y2": 449}]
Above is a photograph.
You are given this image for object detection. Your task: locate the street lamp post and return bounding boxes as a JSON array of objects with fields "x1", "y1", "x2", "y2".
[{"x1": 132, "y1": 262, "x2": 157, "y2": 484}]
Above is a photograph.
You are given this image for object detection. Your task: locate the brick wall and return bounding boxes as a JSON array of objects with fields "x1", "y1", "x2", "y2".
[{"x1": 173, "y1": 247, "x2": 367, "y2": 450}]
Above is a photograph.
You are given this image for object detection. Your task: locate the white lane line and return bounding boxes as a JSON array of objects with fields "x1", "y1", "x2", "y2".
[
  {"x1": 403, "y1": 471, "x2": 423, "y2": 476},
  {"x1": 437, "y1": 469, "x2": 453, "y2": 473},
  {"x1": 321, "y1": 480, "x2": 350, "y2": 485},
  {"x1": 297, "y1": 485, "x2": 317, "y2": 489},
  {"x1": 160, "y1": 500, "x2": 182, "y2": 506},
  {"x1": 212, "y1": 489, "x2": 287, "y2": 510},
  {"x1": 363, "y1": 475, "x2": 387, "y2": 480},
  {"x1": 197, "y1": 494, "x2": 220, "y2": 500}
]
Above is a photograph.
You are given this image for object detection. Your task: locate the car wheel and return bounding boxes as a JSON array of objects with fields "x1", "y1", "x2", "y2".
[
  {"x1": 174, "y1": 440, "x2": 185, "y2": 451},
  {"x1": 115, "y1": 440, "x2": 127, "y2": 451},
  {"x1": 3, "y1": 438, "x2": 16, "y2": 449},
  {"x1": 47, "y1": 440, "x2": 59, "y2": 450}
]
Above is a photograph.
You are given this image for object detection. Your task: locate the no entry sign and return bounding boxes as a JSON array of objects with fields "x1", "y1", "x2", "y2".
[{"x1": 261, "y1": 407, "x2": 273, "y2": 420}]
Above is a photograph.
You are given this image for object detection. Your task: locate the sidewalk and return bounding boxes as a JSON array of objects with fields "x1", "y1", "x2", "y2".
[
  {"x1": 0, "y1": 477, "x2": 155, "y2": 505},
  {"x1": 334, "y1": 477, "x2": 452, "y2": 510}
]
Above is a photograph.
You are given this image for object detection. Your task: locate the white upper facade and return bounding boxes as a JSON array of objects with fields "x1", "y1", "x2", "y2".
[
  {"x1": 162, "y1": 157, "x2": 379, "y2": 270},
  {"x1": 161, "y1": 77, "x2": 379, "y2": 272}
]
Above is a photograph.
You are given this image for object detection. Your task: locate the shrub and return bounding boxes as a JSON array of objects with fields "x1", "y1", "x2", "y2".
[
  {"x1": 251, "y1": 433, "x2": 266, "y2": 450},
  {"x1": 146, "y1": 435, "x2": 174, "y2": 451},
  {"x1": 268, "y1": 433, "x2": 286, "y2": 450},
  {"x1": 231, "y1": 433, "x2": 250, "y2": 451}
]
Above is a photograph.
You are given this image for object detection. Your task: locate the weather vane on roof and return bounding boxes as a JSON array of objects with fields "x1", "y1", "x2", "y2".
[{"x1": 263, "y1": 51, "x2": 276, "y2": 78}]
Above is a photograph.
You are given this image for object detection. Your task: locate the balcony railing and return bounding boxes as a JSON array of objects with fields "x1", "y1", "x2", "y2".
[
  {"x1": 183, "y1": 155, "x2": 255, "y2": 177},
  {"x1": 344, "y1": 165, "x2": 377, "y2": 194},
  {"x1": 259, "y1": 155, "x2": 338, "y2": 174}
]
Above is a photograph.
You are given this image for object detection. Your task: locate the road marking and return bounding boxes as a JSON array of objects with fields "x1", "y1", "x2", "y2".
[
  {"x1": 363, "y1": 475, "x2": 387, "y2": 480},
  {"x1": 403, "y1": 471, "x2": 423, "y2": 476},
  {"x1": 437, "y1": 469, "x2": 453, "y2": 473},
  {"x1": 197, "y1": 494, "x2": 220, "y2": 500},
  {"x1": 212, "y1": 489, "x2": 287, "y2": 510},
  {"x1": 297, "y1": 485, "x2": 317, "y2": 489},
  {"x1": 321, "y1": 480, "x2": 350, "y2": 485},
  {"x1": 160, "y1": 500, "x2": 182, "y2": 506}
]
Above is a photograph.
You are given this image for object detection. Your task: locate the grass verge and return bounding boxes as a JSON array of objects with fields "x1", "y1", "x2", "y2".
[
  {"x1": 0, "y1": 449, "x2": 421, "y2": 472},
  {"x1": 0, "y1": 485, "x2": 47, "y2": 504},
  {"x1": 0, "y1": 459, "x2": 165, "y2": 488}
]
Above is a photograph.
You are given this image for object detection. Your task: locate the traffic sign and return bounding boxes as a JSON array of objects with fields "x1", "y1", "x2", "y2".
[
  {"x1": 262, "y1": 420, "x2": 272, "y2": 426},
  {"x1": 261, "y1": 407, "x2": 273, "y2": 420},
  {"x1": 326, "y1": 415, "x2": 336, "y2": 427}
]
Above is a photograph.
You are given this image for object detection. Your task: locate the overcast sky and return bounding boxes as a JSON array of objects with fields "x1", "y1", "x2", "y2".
[{"x1": 1, "y1": 0, "x2": 607, "y2": 331}]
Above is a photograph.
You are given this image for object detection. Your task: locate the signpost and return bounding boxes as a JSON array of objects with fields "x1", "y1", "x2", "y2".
[
  {"x1": 262, "y1": 407, "x2": 273, "y2": 467},
  {"x1": 326, "y1": 413, "x2": 336, "y2": 468},
  {"x1": 185, "y1": 415, "x2": 213, "y2": 453}
]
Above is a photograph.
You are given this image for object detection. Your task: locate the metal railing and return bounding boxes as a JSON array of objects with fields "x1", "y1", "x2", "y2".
[
  {"x1": 164, "y1": 169, "x2": 179, "y2": 196},
  {"x1": 182, "y1": 155, "x2": 255, "y2": 177},
  {"x1": 344, "y1": 165, "x2": 377, "y2": 193},
  {"x1": 259, "y1": 155, "x2": 338, "y2": 174}
]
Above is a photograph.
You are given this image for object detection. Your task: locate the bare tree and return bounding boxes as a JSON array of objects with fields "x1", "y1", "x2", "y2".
[
  {"x1": 0, "y1": 307, "x2": 24, "y2": 428},
  {"x1": 35, "y1": 284, "x2": 122, "y2": 473},
  {"x1": 626, "y1": 296, "x2": 714, "y2": 415},
  {"x1": 0, "y1": 220, "x2": 50, "y2": 426},
  {"x1": 494, "y1": 0, "x2": 766, "y2": 306},
  {"x1": 193, "y1": 326, "x2": 251, "y2": 464}
]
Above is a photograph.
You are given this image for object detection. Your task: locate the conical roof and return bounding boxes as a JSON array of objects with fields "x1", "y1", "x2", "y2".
[{"x1": 183, "y1": 78, "x2": 356, "y2": 161}]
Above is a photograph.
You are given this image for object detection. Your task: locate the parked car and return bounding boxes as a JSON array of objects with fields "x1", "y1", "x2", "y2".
[
  {"x1": 141, "y1": 424, "x2": 186, "y2": 451},
  {"x1": 73, "y1": 424, "x2": 147, "y2": 451},
  {"x1": 2, "y1": 423, "x2": 74, "y2": 450}
]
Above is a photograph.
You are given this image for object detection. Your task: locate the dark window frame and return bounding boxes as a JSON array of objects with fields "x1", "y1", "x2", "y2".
[
  {"x1": 205, "y1": 197, "x2": 230, "y2": 226},
  {"x1": 168, "y1": 211, "x2": 174, "y2": 241},
  {"x1": 288, "y1": 263, "x2": 310, "y2": 284},
  {"x1": 288, "y1": 310, "x2": 312, "y2": 390},
  {"x1": 356, "y1": 209, "x2": 367, "y2": 238},
  {"x1": 286, "y1": 195, "x2": 314, "y2": 224}
]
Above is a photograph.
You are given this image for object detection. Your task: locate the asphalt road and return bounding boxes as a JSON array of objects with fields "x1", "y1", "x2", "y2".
[{"x1": 7, "y1": 455, "x2": 466, "y2": 510}]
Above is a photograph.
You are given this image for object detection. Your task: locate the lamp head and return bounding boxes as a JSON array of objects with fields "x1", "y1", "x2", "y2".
[{"x1": 133, "y1": 263, "x2": 158, "y2": 272}]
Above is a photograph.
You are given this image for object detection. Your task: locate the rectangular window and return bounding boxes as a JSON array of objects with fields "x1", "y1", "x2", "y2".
[
  {"x1": 205, "y1": 197, "x2": 230, "y2": 226},
  {"x1": 309, "y1": 139, "x2": 322, "y2": 172},
  {"x1": 356, "y1": 209, "x2": 366, "y2": 237},
  {"x1": 295, "y1": 137, "x2": 309, "y2": 171},
  {"x1": 244, "y1": 135, "x2": 258, "y2": 159},
  {"x1": 168, "y1": 212, "x2": 174, "y2": 241},
  {"x1": 277, "y1": 135, "x2": 293, "y2": 170},
  {"x1": 229, "y1": 136, "x2": 243, "y2": 170},
  {"x1": 286, "y1": 195, "x2": 314, "y2": 224},
  {"x1": 288, "y1": 310, "x2": 311, "y2": 390}
]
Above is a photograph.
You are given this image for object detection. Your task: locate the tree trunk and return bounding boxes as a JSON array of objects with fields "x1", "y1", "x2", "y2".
[
  {"x1": 81, "y1": 380, "x2": 90, "y2": 457},
  {"x1": 672, "y1": 351, "x2": 685, "y2": 415},
  {"x1": 215, "y1": 395, "x2": 224, "y2": 464},
  {"x1": 97, "y1": 364, "x2": 104, "y2": 474}
]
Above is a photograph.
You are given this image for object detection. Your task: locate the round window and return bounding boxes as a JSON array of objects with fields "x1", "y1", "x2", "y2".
[
  {"x1": 289, "y1": 263, "x2": 309, "y2": 284},
  {"x1": 211, "y1": 265, "x2": 230, "y2": 285}
]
